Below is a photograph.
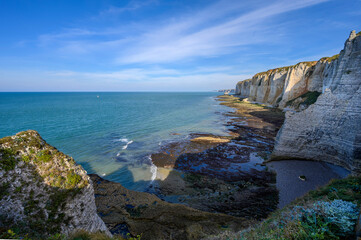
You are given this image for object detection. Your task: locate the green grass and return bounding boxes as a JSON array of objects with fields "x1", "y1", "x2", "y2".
[
  {"x1": 66, "y1": 170, "x2": 82, "y2": 188},
  {"x1": 320, "y1": 54, "x2": 340, "y2": 63},
  {"x1": 36, "y1": 150, "x2": 52, "y2": 163},
  {"x1": 253, "y1": 61, "x2": 317, "y2": 79},
  {"x1": 286, "y1": 91, "x2": 321, "y2": 108},
  {"x1": 211, "y1": 176, "x2": 361, "y2": 240}
]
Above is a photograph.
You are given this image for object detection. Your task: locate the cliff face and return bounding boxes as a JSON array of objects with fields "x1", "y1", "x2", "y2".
[
  {"x1": 272, "y1": 31, "x2": 361, "y2": 174},
  {"x1": 236, "y1": 58, "x2": 331, "y2": 110},
  {"x1": 235, "y1": 31, "x2": 361, "y2": 174},
  {"x1": 0, "y1": 130, "x2": 109, "y2": 236}
]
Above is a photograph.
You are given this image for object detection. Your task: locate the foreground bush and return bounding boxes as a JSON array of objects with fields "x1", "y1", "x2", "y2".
[
  {"x1": 205, "y1": 176, "x2": 361, "y2": 240},
  {"x1": 0, "y1": 229, "x2": 141, "y2": 240}
]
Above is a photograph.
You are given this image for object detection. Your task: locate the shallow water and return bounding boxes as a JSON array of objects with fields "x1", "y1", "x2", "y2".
[
  {"x1": 267, "y1": 160, "x2": 350, "y2": 208},
  {"x1": 0, "y1": 92, "x2": 230, "y2": 191}
]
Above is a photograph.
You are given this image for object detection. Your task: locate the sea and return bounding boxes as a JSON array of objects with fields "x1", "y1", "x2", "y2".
[{"x1": 0, "y1": 92, "x2": 230, "y2": 191}]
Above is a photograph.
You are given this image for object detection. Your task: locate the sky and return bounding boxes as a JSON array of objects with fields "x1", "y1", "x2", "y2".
[{"x1": 0, "y1": 0, "x2": 360, "y2": 91}]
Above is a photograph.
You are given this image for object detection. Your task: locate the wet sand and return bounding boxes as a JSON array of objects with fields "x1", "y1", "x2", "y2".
[{"x1": 267, "y1": 160, "x2": 350, "y2": 208}]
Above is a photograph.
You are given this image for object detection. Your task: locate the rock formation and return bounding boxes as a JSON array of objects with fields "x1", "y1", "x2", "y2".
[
  {"x1": 90, "y1": 174, "x2": 252, "y2": 240},
  {"x1": 235, "y1": 55, "x2": 337, "y2": 110},
  {"x1": 0, "y1": 130, "x2": 110, "y2": 237},
  {"x1": 272, "y1": 31, "x2": 361, "y2": 174},
  {"x1": 235, "y1": 30, "x2": 361, "y2": 174}
]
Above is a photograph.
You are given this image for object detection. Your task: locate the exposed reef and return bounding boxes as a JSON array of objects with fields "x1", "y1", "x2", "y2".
[
  {"x1": 150, "y1": 95, "x2": 284, "y2": 220},
  {"x1": 90, "y1": 174, "x2": 253, "y2": 240}
]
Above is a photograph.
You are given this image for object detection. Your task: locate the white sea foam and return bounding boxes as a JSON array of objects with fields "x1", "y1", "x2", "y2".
[
  {"x1": 122, "y1": 140, "x2": 133, "y2": 149},
  {"x1": 114, "y1": 138, "x2": 133, "y2": 150},
  {"x1": 148, "y1": 155, "x2": 157, "y2": 181},
  {"x1": 114, "y1": 138, "x2": 129, "y2": 142}
]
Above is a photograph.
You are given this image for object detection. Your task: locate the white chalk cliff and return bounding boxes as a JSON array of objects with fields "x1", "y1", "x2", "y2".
[
  {"x1": 236, "y1": 31, "x2": 361, "y2": 174},
  {"x1": 0, "y1": 130, "x2": 110, "y2": 236}
]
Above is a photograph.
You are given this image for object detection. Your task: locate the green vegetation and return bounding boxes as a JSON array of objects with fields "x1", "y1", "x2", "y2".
[
  {"x1": 253, "y1": 61, "x2": 317, "y2": 78},
  {"x1": 320, "y1": 54, "x2": 340, "y2": 63},
  {"x1": 66, "y1": 170, "x2": 82, "y2": 188},
  {"x1": 357, "y1": 31, "x2": 361, "y2": 36},
  {"x1": 0, "y1": 228, "x2": 140, "y2": 240},
  {"x1": 0, "y1": 227, "x2": 143, "y2": 240},
  {"x1": 0, "y1": 148, "x2": 18, "y2": 171},
  {"x1": 286, "y1": 91, "x2": 321, "y2": 108},
  {"x1": 254, "y1": 65, "x2": 293, "y2": 78},
  {"x1": 0, "y1": 182, "x2": 10, "y2": 200},
  {"x1": 0, "y1": 131, "x2": 90, "y2": 239},
  {"x1": 36, "y1": 150, "x2": 52, "y2": 163},
  {"x1": 207, "y1": 176, "x2": 361, "y2": 240}
]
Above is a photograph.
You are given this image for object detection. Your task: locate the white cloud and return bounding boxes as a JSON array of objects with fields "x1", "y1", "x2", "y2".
[
  {"x1": 0, "y1": 68, "x2": 248, "y2": 91},
  {"x1": 117, "y1": 0, "x2": 329, "y2": 63},
  {"x1": 36, "y1": 0, "x2": 329, "y2": 64}
]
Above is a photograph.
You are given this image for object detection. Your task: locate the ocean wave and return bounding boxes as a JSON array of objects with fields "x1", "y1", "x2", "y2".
[
  {"x1": 114, "y1": 138, "x2": 134, "y2": 150},
  {"x1": 114, "y1": 138, "x2": 130, "y2": 143},
  {"x1": 148, "y1": 155, "x2": 157, "y2": 181},
  {"x1": 122, "y1": 140, "x2": 134, "y2": 149}
]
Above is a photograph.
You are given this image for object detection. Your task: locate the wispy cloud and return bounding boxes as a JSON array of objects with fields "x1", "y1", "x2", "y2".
[
  {"x1": 98, "y1": 0, "x2": 158, "y2": 16},
  {"x1": 36, "y1": 0, "x2": 329, "y2": 64},
  {"x1": 0, "y1": 68, "x2": 247, "y2": 91}
]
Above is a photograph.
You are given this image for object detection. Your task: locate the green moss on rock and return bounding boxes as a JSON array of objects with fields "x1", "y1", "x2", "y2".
[
  {"x1": 66, "y1": 170, "x2": 82, "y2": 188},
  {"x1": 286, "y1": 91, "x2": 321, "y2": 108},
  {"x1": 0, "y1": 148, "x2": 18, "y2": 171},
  {"x1": 0, "y1": 130, "x2": 93, "y2": 238}
]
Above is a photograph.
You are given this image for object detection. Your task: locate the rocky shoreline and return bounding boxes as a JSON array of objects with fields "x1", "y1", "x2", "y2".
[
  {"x1": 83, "y1": 94, "x2": 286, "y2": 239},
  {"x1": 148, "y1": 95, "x2": 284, "y2": 218},
  {"x1": 0, "y1": 94, "x2": 353, "y2": 240}
]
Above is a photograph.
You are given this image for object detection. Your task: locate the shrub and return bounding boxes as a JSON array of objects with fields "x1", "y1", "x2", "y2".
[
  {"x1": 0, "y1": 148, "x2": 18, "y2": 171},
  {"x1": 319, "y1": 200, "x2": 359, "y2": 236},
  {"x1": 290, "y1": 200, "x2": 358, "y2": 239}
]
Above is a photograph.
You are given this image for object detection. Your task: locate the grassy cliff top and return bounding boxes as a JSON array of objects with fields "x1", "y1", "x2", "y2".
[
  {"x1": 0, "y1": 130, "x2": 89, "y2": 189},
  {"x1": 253, "y1": 61, "x2": 317, "y2": 78},
  {"x1": 320, "y1": 53, "x2": 340, "y2": 63},
  {"x1": 0, "y1": 130, "x2": 92, "y2": 238}
]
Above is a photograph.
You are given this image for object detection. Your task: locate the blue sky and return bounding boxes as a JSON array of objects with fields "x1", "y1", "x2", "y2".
[{"x1": 0, "y1": 0, "x2": 360, "y2": 91}]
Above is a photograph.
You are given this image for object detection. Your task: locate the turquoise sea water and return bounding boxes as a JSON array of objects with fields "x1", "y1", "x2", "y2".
[{"x1": 0, "y1": 92, "x2": 229, "y2": 191}]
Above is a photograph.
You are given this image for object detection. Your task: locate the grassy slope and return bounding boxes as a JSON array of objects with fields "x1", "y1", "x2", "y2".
[{"x1": 206, "y1": 175, "x2": 361, "y2": 240}]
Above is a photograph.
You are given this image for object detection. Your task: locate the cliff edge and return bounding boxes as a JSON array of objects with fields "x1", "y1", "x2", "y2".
[
  {"x1": 0, "y1": 130, "x2": 110, "y2": 237},
  {"x1": 272, "y1": 31, "x2": 361, "y2": 174},
  {"x1": 235, "y1": 31, "x2": 361, "y2": 174}
]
